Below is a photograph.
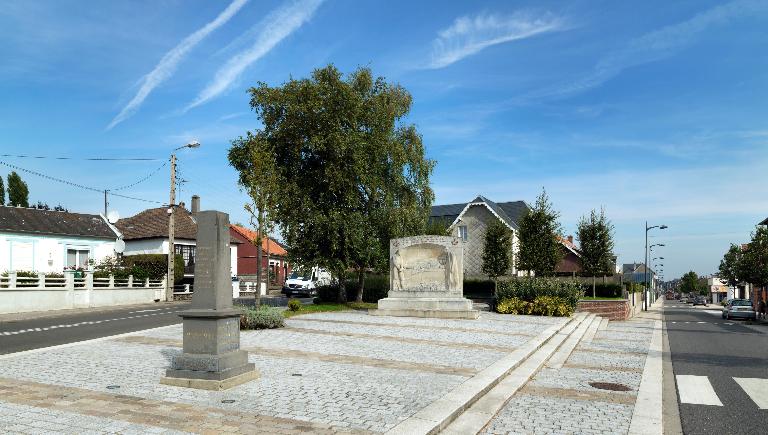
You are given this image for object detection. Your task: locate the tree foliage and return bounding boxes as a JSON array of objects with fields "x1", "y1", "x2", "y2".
[
  {"x1": 718, "y1": 243, "x2": 743, "y2": 288},
  {"x1": 741, "y1": 226, "x2": 768, "y2": 287},
  {"x1": 0, "y1": 175, "x2": 4, "y2": 205},
  {"x1": 680, "y1": 271, "x2": 704, "y2": 295},
  {"x1": 517, "y1": 189, "x2": 563, "y2": 276},
  {"x1": 7, "y1": 171, "x2": 29, "y2": 207},
  {"x1": 228, "y1": 65, "x2": 435, "y2": 302},
  {"x1": 577, "y1": 208, "x2": 615, "y2": 296},
  {"x1": 482, "y1": 220, "x2": 512, "y2": 280},
  {"x1": 425, "y1": 217, "x2": 449, "y2": 236}
]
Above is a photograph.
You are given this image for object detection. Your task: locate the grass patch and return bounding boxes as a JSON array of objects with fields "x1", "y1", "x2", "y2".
[
  {"x1": 580, "y1": 296, "x2": 626, "y2": 301},
  {"x1": 282, "y1": 302, "x2": 376, "y2": 318}
]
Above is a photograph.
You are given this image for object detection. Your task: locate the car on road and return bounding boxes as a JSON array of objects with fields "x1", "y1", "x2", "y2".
[
  {"x1": 281, "y1": 267, "x2": 332, "y2": 298},
  {"x1": 693, "y1": 296, "x2": 708, "y2": 306},
  {"x1": 722, "y1": 299, "x2": 756, "y2": 320}
]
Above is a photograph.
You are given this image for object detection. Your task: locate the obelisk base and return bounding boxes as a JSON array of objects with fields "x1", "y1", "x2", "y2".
[{"x1": 160, "y1": 309, "x2": 258, "y2": 390}]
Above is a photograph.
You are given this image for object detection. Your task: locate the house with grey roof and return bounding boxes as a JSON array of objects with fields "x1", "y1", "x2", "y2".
[
  {"x1": 0, "y1": 205, "x2": 120, "y2": 273},
  {"x1": 430, "y1": 196, "x2": 529, "y2": 277},
  {"x1": 431, "y1": 195, "x2": 584, "y2": 278}
]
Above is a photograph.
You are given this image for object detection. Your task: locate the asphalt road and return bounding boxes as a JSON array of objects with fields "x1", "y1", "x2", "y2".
[
  {"x1": 664, "y1": 299, "x2": 768, "y2": 435},
  {"x1": 0, "y1": 302, "x2": 190, "y2": 355}
]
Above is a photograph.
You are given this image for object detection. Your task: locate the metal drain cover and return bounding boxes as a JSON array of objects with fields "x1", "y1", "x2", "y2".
[{"x1": 589, "y1": 382, "x2": 631, "y2": 391}]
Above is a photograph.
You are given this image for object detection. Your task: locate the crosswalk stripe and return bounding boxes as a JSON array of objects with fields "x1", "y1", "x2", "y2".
[
  {"x1": 676, "y1": 375, "x2": 723, "y2": 406},
  {"x1": 734, "y1": 378, "x2": 768, "y2": 409}
]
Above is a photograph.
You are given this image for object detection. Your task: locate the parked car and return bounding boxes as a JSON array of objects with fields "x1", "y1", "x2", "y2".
[
  {"x1": 693, "y1": 296, "x2": 707, "y2": 306},
  {"x1": 721, "y1": 299, "x2": 756, "y2": 320},
  {"x1": 680, "y1": 296, "x2": 689, "y2": 303},
  {"x1": 281, "y1": 267, "x2": 332, "y2": 298}
]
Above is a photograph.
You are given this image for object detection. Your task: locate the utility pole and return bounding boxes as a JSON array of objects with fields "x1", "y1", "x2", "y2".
[
  {"x1": 167, "y1": 154, "x2": 176, "y2": 303},
  {"x1": 644, "y1": 221, "x2": 648, "y2": 311}
]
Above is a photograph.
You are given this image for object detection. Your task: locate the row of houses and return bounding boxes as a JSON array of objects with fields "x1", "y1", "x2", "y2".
[{"x1": 0, "y1": 195, "x2": 290, "y2": 290}]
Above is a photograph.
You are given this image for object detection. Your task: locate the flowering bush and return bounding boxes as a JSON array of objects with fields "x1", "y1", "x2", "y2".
[{"x1": 240, "y1": 306, "x2": 285, "y2": 330}]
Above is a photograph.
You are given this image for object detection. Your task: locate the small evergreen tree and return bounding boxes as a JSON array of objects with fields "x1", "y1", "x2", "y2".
[
  {"x1": 0, "y1": 175, "x2": 4, "y2": 205},
  {"x1": 577, "y1": 208, "x2": 615, "y2": 297},
  {"x1": 517, "y1": 189, "x2": 563, "y2": 276},
  {"x1": 482, "y1": 220, "x2": 512, "y2": 285},
  {"x1": 7, "y1": 171, "x2": 29, "y2": 207}
]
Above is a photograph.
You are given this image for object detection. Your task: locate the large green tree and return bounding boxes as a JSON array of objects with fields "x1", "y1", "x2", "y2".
[
  {"x1": 680, "y1": 270, "x2": 705, "y2": 296},
  {"x1": 229, "y1": 65, "x2": 435, "y2": 302},
  {"x1": 517, "y1": 189, "x2": 563, "y2": 276},
  {"x1": 482, "y1": 220, "x2": 513, "y2": 284},
  {"x1": 740, "y1": 226, "x2": 768, "y2": 293},
  {"x1": 577, "y1": 208, "x2": 615, "y2": 297},
  {"x1": 718, "y1": 243, "x2": 744, "y2": 289},
  {"x1": 7, "y1": 171, "x2": 29, "y2": 207}
]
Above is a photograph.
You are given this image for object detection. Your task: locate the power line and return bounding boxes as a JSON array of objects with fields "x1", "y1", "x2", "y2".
[
  {"x1": 0, "y1": 160, "x2": 163, "y2": 205},
  {"x1": 0, "y1": 153, "x2": 162, "y2": 161},
  {"x1": 110, "y1": 160, "x2": 168, "y2": 191}
]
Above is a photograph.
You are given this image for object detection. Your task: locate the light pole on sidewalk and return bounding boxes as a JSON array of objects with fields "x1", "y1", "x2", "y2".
[
  {"x1": 645, "y1": 223, "x2": 667, "y2": 311},
  {"x1": 166, "y1": 141, "x2": 201, "y2": 302}
]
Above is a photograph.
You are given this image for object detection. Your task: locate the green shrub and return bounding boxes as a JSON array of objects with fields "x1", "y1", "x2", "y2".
[
  {"x1": 317, "y1": 284, "x2": 341, "y2": 302},
  {"x1": 495, "y1": 278, "x2": 582, "y2": 315},
  {"x1": 344, "y1": 274, "x2": 389, "y2": 302},
  {"x1": 287, "y1": 298, "x2": 301, "y2": 312},
  {"x1": 240, "y1": 306, "x2": 285, "y2": 330},
  {"x1": 496, "y1": 297, "x2": 532, "y2": 314},
  {"x1": 464, "y1": 279, "x2": 495, "y2": 298},
  {"x1": 583, "y1": 283, "x2": 623, "y2": 298},
  {"x1": 531, "y1": 296, "x2": 574, "y2": 317}
]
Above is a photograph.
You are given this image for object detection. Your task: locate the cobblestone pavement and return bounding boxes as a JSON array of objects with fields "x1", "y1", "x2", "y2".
[
  {"x1": 0, "y1": 310, "x2": 563, "y2": 434},
  {"x1": 481, "y1": 318, "x2": 655, "y2": 435}
]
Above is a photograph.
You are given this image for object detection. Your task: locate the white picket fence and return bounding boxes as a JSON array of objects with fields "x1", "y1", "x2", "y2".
[{"x1": 0, "y1": 271, "x2": 166, "y2": 315}]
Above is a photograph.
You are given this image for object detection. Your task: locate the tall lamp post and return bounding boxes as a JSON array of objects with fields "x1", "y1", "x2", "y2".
[
  {"x1": 645, "y1": 222, "x2": 667, "y2": 311},
  {"x1": 167, "y1": 141, "x2": 201, "y2": 302}
]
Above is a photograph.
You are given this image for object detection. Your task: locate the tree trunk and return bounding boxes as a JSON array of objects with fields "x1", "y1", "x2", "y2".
[
  {"x1": 338, "y1": 277, "x2": 347, "y2": 303},
  {"x1": 356, "y1": 268, "x2": 365, "y2": 303},
  {"x1": 592, "y1": 275, "x2": 596, "y2": 298}
]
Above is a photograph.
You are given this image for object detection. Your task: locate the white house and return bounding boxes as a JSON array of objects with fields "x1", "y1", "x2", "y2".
[
  {"x1": 0, "y1": 205, "x2": 120, "y2": 273},
  {"x1": 115, "y1": 195, "x2": 239, "y2": 286}
]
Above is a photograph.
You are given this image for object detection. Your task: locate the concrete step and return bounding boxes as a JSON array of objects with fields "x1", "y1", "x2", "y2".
[
  {"x1": 544, "y1": 313, "x2": 596, "y2": 369},
  {"x1": 437, "y1": 313, "x2": 591, "y2": 435}
]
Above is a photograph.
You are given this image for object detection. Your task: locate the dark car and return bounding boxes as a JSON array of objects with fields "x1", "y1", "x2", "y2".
[
  {"x1": 722, "y1": 299, "x2": 756, "y2": 320},
  {"x1": 693, "y1": 296, "x2": 707, "y2": 306}
]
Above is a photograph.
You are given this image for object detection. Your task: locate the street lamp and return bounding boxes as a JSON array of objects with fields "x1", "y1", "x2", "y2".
[
  {"x1": 645, "y1": 223, "x2": 667, "y2": 311},
  {"x1": 167, "y1": 141, "x2": 201, "y2": 302}
]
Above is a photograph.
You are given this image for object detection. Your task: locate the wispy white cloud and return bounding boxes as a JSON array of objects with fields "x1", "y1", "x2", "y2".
[
  {"x1": 543, "y1": 0, "x2": 768, "y2": 98},
  {"x1": 185, "y1": 0, "x2": 323, "y2": 111},
  {"x1": 427, "y1": 11, "x2": 564, "y2": 69},
  {"x1": 106, "y1": 0, "x2": 248, "y2": 130}
]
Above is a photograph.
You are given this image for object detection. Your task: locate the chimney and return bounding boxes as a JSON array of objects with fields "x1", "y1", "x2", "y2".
[
  {"x1": 567, "y1": 235, "x2": 573, "y2": 244},
  {"x1": 191, "y1": 195, "x2": 200, "y2": 214}
]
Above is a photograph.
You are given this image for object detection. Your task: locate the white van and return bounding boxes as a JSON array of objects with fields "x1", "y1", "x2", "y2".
[{"x1": 281, "y1": 267, "x2": 332, "y2": 297}]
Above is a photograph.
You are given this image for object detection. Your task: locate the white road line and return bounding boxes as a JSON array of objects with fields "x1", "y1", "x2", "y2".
[
  {"x1": 130, "y1": 309, "x2": 162, "y2": 313},
  {"x1": 734, "y1": 378, "x2": 768, "y2": 409},
  {"x1": 676, "y1": 375, "x2": 723, "y2": 406},
  {"x1": 1, "y1": 310, "x2": 182, "y2": 336}
]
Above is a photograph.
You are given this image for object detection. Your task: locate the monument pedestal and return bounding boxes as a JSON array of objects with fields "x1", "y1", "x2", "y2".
[
  {"x1": 371, "y1": 297, "x2": 479, "y2": 319},
  {"x1": 159, "y1": 211, "x2": 258, "y2": 391},
  {"x1": 375, "y1": 235, "x2": 479, "y2": 320}
]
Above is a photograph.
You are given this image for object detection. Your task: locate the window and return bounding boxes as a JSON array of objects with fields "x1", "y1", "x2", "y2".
[
  {"x1": 66, "y1": 249, "x2": 90, "y2": 268},
  {"x1": 458, "y1": 225, "x2": 468, "y2": 241},
  {"x1": 174, "y1": 245, "x2": 196, "y2": 273}
]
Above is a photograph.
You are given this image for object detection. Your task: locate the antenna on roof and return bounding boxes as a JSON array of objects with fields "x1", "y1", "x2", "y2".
[{"x1": 107, "y1": 210, "x2": 120, "y2": 224}]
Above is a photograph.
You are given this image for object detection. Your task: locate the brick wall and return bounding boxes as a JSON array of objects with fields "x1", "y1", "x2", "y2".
[{"x1": 577, "y1": 299, "x2": 630, "y2": 320}]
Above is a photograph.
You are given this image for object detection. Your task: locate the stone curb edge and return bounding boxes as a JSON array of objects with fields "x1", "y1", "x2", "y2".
[
  {"x1": 628, "y1": 316, "x2": 663, "y2": 435},
  {"x1": 384, "y1": 313, "x2": 586, "y2": 435},
  {"x1": 0, "y1": 323, "x2": 180, "y2": 361}
]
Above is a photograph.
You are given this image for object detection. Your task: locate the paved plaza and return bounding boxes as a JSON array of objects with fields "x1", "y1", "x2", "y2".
[{"x1": 0, "y1": 309, "x2": 660, "y2": 434}]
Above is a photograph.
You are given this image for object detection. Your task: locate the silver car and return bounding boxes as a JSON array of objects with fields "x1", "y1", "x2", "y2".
[{"x1": 722, "y1": 299, "x2": 756, "y2": 320}]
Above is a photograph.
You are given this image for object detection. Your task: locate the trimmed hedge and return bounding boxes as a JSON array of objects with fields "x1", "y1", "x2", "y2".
[
  {"x1": 495, "y1": 278, "x2": 582, "y2": 315},
  {"x1": 93, "y1": 254, "x2": 184, "y2": 282},
  {"x1": 464, "y1": 279, "x2": 495, "y2": 298},
  {"x1": 582, "y1": 283, "x2": 623, "y2": 298},
  {"x1": 240, "y1": 306, "x2": 285, "y2": 329}
]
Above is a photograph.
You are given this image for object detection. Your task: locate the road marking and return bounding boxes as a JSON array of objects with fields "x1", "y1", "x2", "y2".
[
  {"x1": 130, "y1": 309, "x2": 162, "y2": 313},
  {"x1": 697, "y1": 322, "x2": 706, "y2": 324},
  {"x1": 676, "y1": 375, "x2": 723, "y2": 406},
  {"x1": 0, "y1": 311, "x2": 181, "y2": 337},
  {"x1": 734, "y1": 378, "x2": 768, "y2": 409}
]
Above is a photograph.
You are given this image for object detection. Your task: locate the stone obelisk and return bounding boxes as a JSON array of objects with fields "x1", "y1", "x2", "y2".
[{"x1": 160, "y1": 210, "x2": 258, "y2": 390}]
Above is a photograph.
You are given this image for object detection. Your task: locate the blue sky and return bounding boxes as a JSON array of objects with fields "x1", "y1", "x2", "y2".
[{"x1": 2, "y1": 0, "x2": 767, "y2": 279}]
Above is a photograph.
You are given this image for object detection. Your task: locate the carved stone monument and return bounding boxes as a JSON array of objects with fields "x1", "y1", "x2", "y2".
[
  {"x1": 160, "y1": 211, "x2": 258, "y2": 390},
  {"x1": 371, "y1": 235, "x2": 479, "y2": 319}
]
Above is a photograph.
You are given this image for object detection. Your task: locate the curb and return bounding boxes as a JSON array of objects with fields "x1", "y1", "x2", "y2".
[
  {"x1": 628, "y1": 317, "x2": 663, "y2": 435},
  {"x1": 385, "y1": 314, "x2": 582, "y2": 435}
]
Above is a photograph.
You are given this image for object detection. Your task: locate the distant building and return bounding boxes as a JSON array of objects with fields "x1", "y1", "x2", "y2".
[
  {"x1": 0, "y1": 206, "x2": 120, "y2": 273},
  {"x1": 229, "y1": 224, "x2": 291, "y2": 287}
]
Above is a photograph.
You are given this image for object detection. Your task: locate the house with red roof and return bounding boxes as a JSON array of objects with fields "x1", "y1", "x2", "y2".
[{"x1": 229, "y1": 224, "x2": 291, "y2": 289}]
